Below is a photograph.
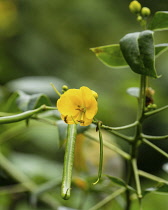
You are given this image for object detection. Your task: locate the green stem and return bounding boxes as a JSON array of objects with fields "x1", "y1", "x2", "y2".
[
  {"x1": 84, "y1": 132, "x2": 130, "y2": 160},
  {"x1": 125, "y1": 75, "x2": 146, "y2": 210},
  {"x1": 142, "y1": 138, "x2": 168, "y2": 158},
  {"x1": 50, "y1": 83, "x2": 62, "y2": 97},
  {"x1": 101, "y1": 121, "x2": 138, "y2": 131},
  {"x1": 106, "y1": 129, "x2": 133, "y2": 143},
  {"x1": 0, "y1": 152, "x2": 59, "y2": 209},
  {"x1": 0, "y1": 184, "x2": 27, "y2": 195},
  {"x1": 88, "y1": 188, "x2": 126, "y2": 210},
  {"x1": 31, "y1": 116, "x2": 57, "y2": 126},
  {"x1": 0, "y1": 105, "x2": 57, "y2": 124},
  {"x1": 132, "y1": 158, "x2": 142, "y2": 199},
  {"x1": 138, "y1": 170, "x2": 168, "y2": 184},
  {"x1": 138, "y1": 75, "x2": 147, "y2": 121},
  {"x1": 144, "y1": 105, "x2": 168, "y2": 117},
  {"x1": 141, "y1": 134, "x2": 168, "y2": 140}
]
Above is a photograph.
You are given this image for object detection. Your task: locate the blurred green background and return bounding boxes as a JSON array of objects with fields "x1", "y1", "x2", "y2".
[{"x1": 0, "y1": 0, "x2": 168, "y2": 209}]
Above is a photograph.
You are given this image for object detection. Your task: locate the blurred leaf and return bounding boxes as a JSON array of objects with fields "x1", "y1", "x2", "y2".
[
  {"x1": 5, "y1": 91, "x2": 20, "y2": 112},
  {"x1": 58, "y1": 207, "x2": 77, "y2": 210},
  {"x1": 143, "y1": 183, "x2": 168, "y2": 196},
  {"x1": 107, "y1": 175, "x2": 126, "y2": 187},
  {"x1": 120, "y1": 30, "x2": 157, "y2": 78},
  {"x1": 16, "y1": 91, "x2": 51, "y2": 112},
  {"x1": 56, "y1": 120, "x2": 91, "y2": 141},
  {"x1": 107, "y1": 175, "x2": 135, "y2": 192},
  {"x1": 31, "y1": 178, "x2": 62, "y2": 206},
  {"x1": 56, "y1": 120, "x2": 68, "y2": 141},
  {"x1": 10, "y1": 152, "x2": 62, "y2": 180},
  {"x1": 162, "y1": 162, "x2": 168, "y2": 173},
  {"x1": 90, "y1": 44, "x2": 127, "y2": 68},
  {"x1": 155, "y1": 44, "x2": 168, "y2": 58},
  {"x1": 6, "y1": 76, "x2": 68, "y2": 99},
  {"x1": 149, "y1": 11, "x2": 168, "y2": 31},
  {"x1": 127, "y1": 87, "x2": 139, "y2": 98}
]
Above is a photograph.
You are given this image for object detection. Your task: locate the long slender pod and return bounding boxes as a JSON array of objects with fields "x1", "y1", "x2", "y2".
[
  {"x1": 93, "y1": 121, "x2": 103, "y2": 185},
  {"x1": 61, "y1": 124, "x2": 77, "y2": 200}
]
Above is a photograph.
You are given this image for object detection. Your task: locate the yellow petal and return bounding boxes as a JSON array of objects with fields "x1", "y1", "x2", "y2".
[
  {"x1": 80, "y1": 118, "x2": 92, "y2": 126},
  {"x1": 80, "y1": 86, "x2": 94, "y2": 107},
  {"x1": 61, "y1": 114, "x2": 77, "y2": 124},
  {"x1": 57, "y1": 89, "x2": 82, "y2": 116}
]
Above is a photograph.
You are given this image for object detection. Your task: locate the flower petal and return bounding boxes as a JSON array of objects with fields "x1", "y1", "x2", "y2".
[{"x1": 57, "y1": 89, "x2": 82, "y2": 116}]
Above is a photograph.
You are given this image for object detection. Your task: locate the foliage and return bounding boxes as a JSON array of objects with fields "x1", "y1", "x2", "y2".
[{"x1": 0, "y1": 1, "x2": 168, "y2": 210}]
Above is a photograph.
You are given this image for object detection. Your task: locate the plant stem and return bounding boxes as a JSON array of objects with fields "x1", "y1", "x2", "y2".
[
  {"x1": 144, "y1": 105, "x2": 168, "y2": 117},
  {"x1": 101, "y1": 121, "x2": 138, "y2": 131},
  {"x1": 138, "y1": 75, "x2": 147, "y2": 121},
  {"x1": 132, "y1": 158, "x2": 142, "y2": 198},
  {"x1": 0, "y1": 105, "x2": 57, "y2": 124},
  {"x1": 141, "y1": 134, "x2": 168, "y2": 140},
  {"x1": 125, "y1": 75, "x2": 147, "y2": 210},
  {"x1": 88, "y1": 188, "x2": 126, "y2": 210},
  {"x1": 138, "y1": 170, "x2": 168, "y2": 184},
  {"x1": 84, "y1": 132, "x2": 130, "y2": 160},
  {"x1": 110, "y1": 130, "x2": 133, "y2": 142},
  {"x1": 142, "y1": 138, "x2": 168, "y2": 158},
  {"x1": 0, "y1": 152, "x2": 59, "y2": 209}
]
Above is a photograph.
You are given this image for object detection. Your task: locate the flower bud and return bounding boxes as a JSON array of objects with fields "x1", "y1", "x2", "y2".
[
  {"x1": 141, "y1": 7, "x2": 151, "y2": 17},
  {"x1": 137, "y1": 15, "x2": 143, "y2": 22},
  {"x1": 62, "y1": 85, "x2": 68, "y2": 92},
  {"x1": 147, "y1": 103, "x2": 157, "y2": 111},
  {"x1": 146, "y1": 87, "x2": 155, "y2": 98},
  {"x1": 129, "y1": 1, "x2": 141, "y2": 14}
]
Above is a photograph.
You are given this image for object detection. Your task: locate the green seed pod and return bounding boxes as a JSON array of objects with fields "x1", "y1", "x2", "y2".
[
  {"x1": 129, "y1": 1, "x2": 141, "y2": 14},
  {"x1": 141, "y1": 7, "x2": 151, "y2": 17}
]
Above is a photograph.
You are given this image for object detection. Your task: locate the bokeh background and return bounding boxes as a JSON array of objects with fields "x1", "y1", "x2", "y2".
[{"x1": 0, "y1": 0, "x2": 168, "y2": 209}]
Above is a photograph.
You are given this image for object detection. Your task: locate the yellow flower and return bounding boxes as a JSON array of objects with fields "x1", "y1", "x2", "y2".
[{"x1": 57, "y1": 86, "x2": 98, "y2": 126}]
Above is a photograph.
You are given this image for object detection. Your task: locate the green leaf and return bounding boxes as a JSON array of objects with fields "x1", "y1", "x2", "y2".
[
  {"x1": 90, "y1": 44, "x2": 128, "y2": 68},
  {"x1": 5, "y1": 92, "x2": 20, "y2": 112},
  {"x1": 155, "y1": 43, "x2": 168, "y2": 58},
  {"x1": 91, "y1": 43, "x2": 168, "y2": 70},
  {"x1": 10, "y1": 152, "x2": 63, "y2": 180},
  {"x1": 107, "y1": 175, "x2": 126, "y2": 187},
  {"x1": 16, "y1": 91, "x2": 51, "y2": 112},
  {"x1": 120, "y1": 30, "x2": 157, "y2": 78},
  {"x1": 6, "y1": 76, "x2": 67, "y2": 99},
  {"x1": 107, "y1": 175, "x2": 135, "y2": 192},
  {"x1": 149, "y1": 11, "x2": 168, "y2": 31}
]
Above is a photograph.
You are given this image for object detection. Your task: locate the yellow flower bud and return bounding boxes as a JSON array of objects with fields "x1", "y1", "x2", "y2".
[
  {"x1": 141, "y1": 7, "x2": 151, "y2": 17},
  {"x1": 129, "y1": 1, "x2": 141, "y2": 14}
]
